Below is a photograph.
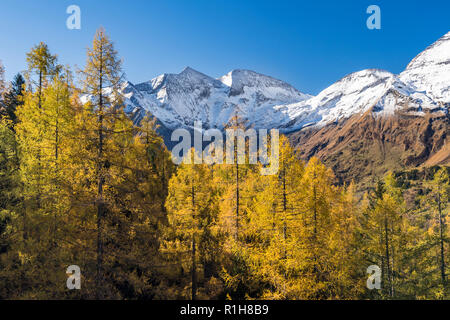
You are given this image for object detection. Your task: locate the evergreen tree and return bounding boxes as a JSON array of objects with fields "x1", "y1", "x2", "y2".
[
  {"x1": 241, "y1": 135, "x2": 305, "y2": 299},
  {"x1": 328, "y1": 182, "x2": 363, "y2": 298},
  {"x1": 78, "y1": 27, "x2": 124, "y2": 298},
  {"x1": 20, "y1": 42, "x2": 59, "y2": 211},
  {"x1": 1, "y1": 73, "x2": 25, "y2": 124},
  {"x1": 12, "y1": 62, "x2": 75, "y2": 298},
  {"x1": 359, "y1": 173, "x2": 414, "y2": 299},
  {"x1": 430, "y1": 168, "x2": 449, "y2": 291},
  {"x1": 0, "y1": 61, "x2": 5, "y2": 103},
  {"x1": 0, "y1": 118, "x2": 21, "y2": 298},
  {"x1": 102, "y1": 115, "x2": 174, "y2": 299},
  {"x1": 413, "y1": 167, "x2": 450, "y2": 298},
  {"x1": 164, "y1": 150, "x2": 222, "y2": 299},
  {"x1": 292, "y1": 157, "x2": 335, "y2": 298}
]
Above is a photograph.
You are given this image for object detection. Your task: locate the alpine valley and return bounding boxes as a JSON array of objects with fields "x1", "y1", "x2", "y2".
[
  {"x1": 1, "y1": 6, "x2": 450, "y2": 300},
  {"x1": 118, "y1": 31, "x2": 450, "y2": 184}
]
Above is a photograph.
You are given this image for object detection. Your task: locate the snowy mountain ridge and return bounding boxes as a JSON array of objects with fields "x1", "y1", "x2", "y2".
[
  {"x1": 115, "y1": 31, "x2": 449, "y2": 133},
  {"x1": 120, "y1": 67, "x2": 310, "y2": 131}
]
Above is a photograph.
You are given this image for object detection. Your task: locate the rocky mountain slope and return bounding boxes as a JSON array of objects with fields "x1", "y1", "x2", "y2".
[
  {"x1": 286, "y1": 31, "x2": 449, "y2": 183},
  {"x1": 289, "y1": 109, "x2": 447, "y2": 186}
]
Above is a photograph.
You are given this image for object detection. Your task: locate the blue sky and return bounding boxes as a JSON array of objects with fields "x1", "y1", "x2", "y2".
[{"x1": 0, "y1": 0, "x2": 448, "y2": 94}]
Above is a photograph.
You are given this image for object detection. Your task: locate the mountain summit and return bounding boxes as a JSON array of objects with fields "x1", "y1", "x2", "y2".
[
  {"x1": 279, "y1": 32, "x2": 450, "y2": 132},
  {"x1": 399, "y1": 31, "x2": 450, "y2": 103},
  {"x1": 120, "y1": 67, "x2": 310, "y2": 130},
  {"x1": 118, "y1": 32, "x2": 449, "y2": 136}
]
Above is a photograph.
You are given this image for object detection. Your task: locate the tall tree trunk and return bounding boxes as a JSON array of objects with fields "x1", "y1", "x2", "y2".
[
  {"x1": 438, "y1": 191, "x2": 446, "y2": 288},
  {"x1": 53, "y1": 91, "x2": 60, "y2": 247},
  {"x1": 37, "y1": 70, "x2": 42, "y2": 209},
  {"x1": 313, "y1": 171, "x2": 317, "y2": 238},
  {"x1": 391, "y1": 246, "x2": 395, "y2": 297},
  {"x1": 96, "y1": 50, "x2": 104, "y2": 299},
  {"x1": 384, "y1": 216, "x2": 393, "y2": 298},
  {"x1": 191, "y1": 184, "x2": 197, "y2": 300},
  {"x1": 192, "y1": 237, "x2": 197, "y2": 300},
  {"x1": 312, "y1": 170, "x2": 318, "y2": 283},
  {"x1": 282, "y1": 166, "x2": 287, "y2": 259},
  {"x1": 235, "y1": 150, "x2": 239, "y2": 240}
]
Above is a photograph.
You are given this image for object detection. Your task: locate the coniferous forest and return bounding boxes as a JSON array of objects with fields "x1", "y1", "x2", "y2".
[{"x1": 0, "y1": 29, "x2": 449, "y2": 300}]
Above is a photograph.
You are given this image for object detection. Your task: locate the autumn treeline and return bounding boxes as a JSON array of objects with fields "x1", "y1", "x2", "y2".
[{"x1": 0, "y1": 29, "x2": 449, "y2": 300}]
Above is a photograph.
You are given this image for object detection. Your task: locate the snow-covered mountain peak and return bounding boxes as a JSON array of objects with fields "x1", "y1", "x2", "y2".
[
  {"x1": 101, "y1": 32, "x2": 449, "y2": 135},
  {"x1": 319, "y1": 69, "x2": 394, "y2": 97},
  {"x1": 218, "y1": 69, "x2": 310, "y2": 100},
  {"x1": 180, "y1": 66, "x2": 202, "y2": 74},
  {"x1": 400, "y1": 31, "x2": 450, "y2": 103},
  {"x1": 177, "y1": 66, "x2": 217, "y2": 83},
  {"x1": 276, "y1": 30, "x2": 450, "y2": 132},
  {"x1": 219, "y1": 69, "x2": 278, "y2": 88},
  {"x1": 115, "y1": 67, "x2": 311, "y2": 130},
  {"x1": 276, "y1": 69, "x2": 395, "y2": 130},
  {"x1": 405, "y1": 31, "x2": 450, "y2": 70},
  {"x1": 277, "y1": 67, "x2": 441, "y2": 132}
]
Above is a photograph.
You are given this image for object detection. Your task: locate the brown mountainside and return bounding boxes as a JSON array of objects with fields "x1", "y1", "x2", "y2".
[{"x1": 288, "y1": 108, "x2": 449, "y2": 187}]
